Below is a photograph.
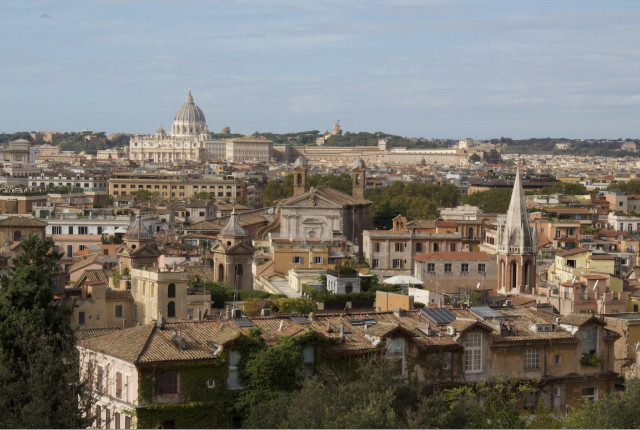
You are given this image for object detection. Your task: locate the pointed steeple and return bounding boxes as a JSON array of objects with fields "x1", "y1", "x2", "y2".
[
  {"x1": 500, "y1": 162, "x2": 534, "y2": 253},
  {"x1": 219, "y1": 206, "x2": 248, "y2": 237}
]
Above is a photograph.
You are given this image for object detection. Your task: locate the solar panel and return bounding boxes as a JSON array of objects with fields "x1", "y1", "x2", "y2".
[
  {"x1": 234, "y1": 319, "x2": 254, "y2": 328},
  {"x1": 420, "y1": 308, "x2": 456, "y2": 325},
  {"x1": 469, "y1": 306, "x2": 503, "y2": 321},
  {"x1": 291, "y1": 316, "x2": 310, "y2": 325}
]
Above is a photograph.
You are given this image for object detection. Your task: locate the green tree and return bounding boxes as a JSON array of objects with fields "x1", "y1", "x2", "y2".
[
  {"x1": 469, "y1": 153, "x2": 481, "y2": 163},
  {"x1": 131, "y1": 189, "x2": 161, "y2": 201},
  {"x1": 0, "y1": 236, "x2": 94, "y2": 428},
  {"x1": 192, "y1": 191, "x2": 215, "y2": 200},
  {"x1": 462, "y1": 188, "x2": 513, "y2": 213}
]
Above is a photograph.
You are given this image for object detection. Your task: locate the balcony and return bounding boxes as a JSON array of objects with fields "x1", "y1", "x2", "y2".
[{"x1": 462, "y1": 236, "x2": 482, "y2": 243}]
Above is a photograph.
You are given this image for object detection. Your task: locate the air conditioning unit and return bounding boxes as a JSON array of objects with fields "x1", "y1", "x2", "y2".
[
  {"x1": 261, "y1": 308, "x2": 271, "y2": 317},
  {"x1": 446, "y1": 326, "x2": 456, "y2": 336},
  {"x1": 505, "y1": 299, "x2": 513, "y2": 306},
  {"x1": 207, "y1": 379, "x2": 215, "y2": 388},
  {"x1": 231, "y1": 309, "x2": 242, "y2": 319}
]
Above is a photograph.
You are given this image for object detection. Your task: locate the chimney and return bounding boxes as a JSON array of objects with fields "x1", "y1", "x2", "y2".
[
  {"x1": 426, "y1": 324, "x2": 432, "y2": 336},
  {"x1": 340, "y1": 323, "x2": 345, "y2": 342},
  {"x1": 197, "y1": 307, "x2": 202, "y2": 322},
  {"x1": 123, "y1": 319, "x2": 126, "y2": 330},
  {"x1": 156, "y1": 311, "x2": 165, "y2": 329},
  {"x1": 308, "y1": 312, "x2": 314, "y2": 322},
  {"x1": 394, "y1": 307, "x2": 402, "y2": 318},
  {"x1": 327, "y1": 321, "x2": 334, "y2": 333}
]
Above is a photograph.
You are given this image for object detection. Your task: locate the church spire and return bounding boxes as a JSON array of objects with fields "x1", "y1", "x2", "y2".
[{"x1": 501, "y1": 161, "x2": 534, "y2": 253}]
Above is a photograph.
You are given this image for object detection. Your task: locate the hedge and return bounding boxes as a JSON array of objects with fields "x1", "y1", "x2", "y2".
[
  {"x1": 414, "y1": 302, "x2": 425, "y2": 309},
  {"x1": 301, "y1": 283, "x2": 376, "y2": 308}
]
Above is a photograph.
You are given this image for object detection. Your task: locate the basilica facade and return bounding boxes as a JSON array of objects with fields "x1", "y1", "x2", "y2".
[{"x1": 129, "y1": 91, "x2": 211, "y2": 163}]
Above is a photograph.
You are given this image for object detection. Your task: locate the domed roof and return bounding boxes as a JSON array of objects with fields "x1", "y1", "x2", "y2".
[
  {"x1": 220, "y1": 207, "x2": 248, "y2": 236},
  {"x1": 155, "y1": 125, "x2": 166, "y2": 134},
  {"x1": 353, "y1": 158, "x2": 366, "y2": 169},
  {"x1": 174, "y1": 90, "x2": 206, "y2": 123},
  {"x1": 294, "y1": 156, "x2": 308, "y2": 167},
  {"x1": 124, "y1": 213, "x2": 153, "y2": 240}
]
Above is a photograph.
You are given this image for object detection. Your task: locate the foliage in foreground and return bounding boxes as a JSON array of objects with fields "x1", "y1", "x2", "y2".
[{"x1": 0, "y1": 236, "x2": 94, "y2": 428}]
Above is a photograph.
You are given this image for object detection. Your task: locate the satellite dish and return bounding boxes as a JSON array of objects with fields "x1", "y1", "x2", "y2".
[{"x1": 593, "y1": 280, "x2": 599, "y2": 291}]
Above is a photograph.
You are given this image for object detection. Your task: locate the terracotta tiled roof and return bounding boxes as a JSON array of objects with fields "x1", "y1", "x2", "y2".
[
  {"x1": 590, "y1": 254, "x2": 616, "y2": 260},
  {"x1": 556, "y1": 247, "x2": 589, "y2": 257},
  {"x1": 78, "y1": 324, "x2": 155, "y2": 363},
  {"x1": 435, "y1": 221, "x2": 457, "y2": 228},
  {"x1": 76, "y1": 327, "x2": 121, "y2": 341},
  {"x1": 413, "y1": 252, "x2": 490, "y2": 262},
  {"x1": 76, "y1": 269, "x2": 117, "y2": 287},
  {"x1": 105, "y1": 290, "x2": 133, "y2": 300},
  {"x1": 0, "y1": 216, "x2": 47, "y2": 227},
  {"x1": 559, "y1": 313, "x2": 607, "y2": 327},
  {"x1": 406, "y1": 220, "x2": 436, "y2": 229},
  {"x1": 69, "y1": 254, "x2": 100, "y2": 273}
]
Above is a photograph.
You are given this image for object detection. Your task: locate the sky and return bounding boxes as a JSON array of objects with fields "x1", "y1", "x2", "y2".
[{"x1": 1, "y1": 0, "x2": 640, "y2": 139}]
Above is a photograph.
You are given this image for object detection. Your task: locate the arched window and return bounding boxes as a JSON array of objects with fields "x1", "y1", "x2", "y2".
[
  {"x1": 168, "y1": 283, "x2": 176, "y2": 298},
  {"x1": 345, "y1": 282, "x2": 353, "y2": 294},
  {"x1": 355, "y1": 174, "x2": 361, "y2": 185},
  {"x1": 167, "y1": 301, "x2": 176, "y2": 318},
  {"x1": 236, "y1": 264, "x2": 243, "y2": 275},
  {"x1": 13, "y1": 230, "x2": 21, "y2": 242},
  {"x1": 297, "y1": 173, "x2": 302, "y2": 185}
]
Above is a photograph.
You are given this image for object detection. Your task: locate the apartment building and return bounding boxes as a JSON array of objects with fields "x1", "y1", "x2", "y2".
[
  {"x1": 413, "y1": 251, "x2": 497, "y2": 294},
  {"x1": 28, "y1": 172, "x2": 109, "y2": 189},
  {"x1": 35, "y1": 144, "x2": 61, "y2": 155},
  {"x1": 225, "y1": 136, "x2": 274, "y2": 162},
  {"x1": 363, "y1": 215, "x2": 463, "y2": 277},
  {"x1": 77, "y1": 307, "x2": 620, "y2": 428}
]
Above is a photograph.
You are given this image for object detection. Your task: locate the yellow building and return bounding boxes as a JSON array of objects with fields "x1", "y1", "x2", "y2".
[{"x1": 70, "y1": 281, "x2": 134, "y2": 329}]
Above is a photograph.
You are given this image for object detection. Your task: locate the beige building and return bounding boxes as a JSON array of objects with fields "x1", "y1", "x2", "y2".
[
  {"x1": 224, "y1": 136, "x2": 273, "y2": 162},
  {"x1": 35, "y1": 144, "x2": 61, "y2": 155},
  {"x1": 0, "y1": 139, "x2": 31, "y2": 164},
  {"x1": 97, "y1": 148, "x2": 128, "y2": 160},
  {"x1": 129, "y1": 91, "x2": 210, "y2": 163},
  {"x1": 31, "y1": 131, "x2": 63, "y2": 142}
]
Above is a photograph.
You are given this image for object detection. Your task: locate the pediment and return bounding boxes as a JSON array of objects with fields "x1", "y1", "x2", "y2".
[
  {"x1": 282, "y1": 193, "x2": 343, "y2": 209},
  {"x1": 302, "y1": 218, "x2": 323, "y2": 224}
]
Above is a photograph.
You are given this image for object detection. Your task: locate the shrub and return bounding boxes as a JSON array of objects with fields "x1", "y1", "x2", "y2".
[
  {"x1": 414, "y1": 302, "x2": 425, "y2": 309},
  {"x1": 268, "y1": 294, "x2": 287, "y2": 299},
  {"x1": 275, "y1": 297, "x2": 317, "y2": 314},
  {"x1": 302, "y1": 283, "x2": 320, "y2": 299},
  {"x1": 369, "y1": 284, "x2": 396, "y2": 293},
  {"x1": 239, "y1": 290, "x2": 272, "y2": 301}
]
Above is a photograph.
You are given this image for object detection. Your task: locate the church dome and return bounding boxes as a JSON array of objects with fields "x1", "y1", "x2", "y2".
[
  {"x1": 220, "y1": 208, "x2": 248, "y2": 236},
  {"x1": 155, "y1": 125, "x2": 166, "y2": 134},
  {"x1": 124, "y1": 213, "x2": 153, "y2": 240},
  {"x1": 294, "y1": 156, "x2": 308, "y2": 167},
  {"x1": 353, "y1": 158, "x2": 366, "y2": 169},
  {"x1": 174, "y1": 90, "x2": 206, "y2": 123}
]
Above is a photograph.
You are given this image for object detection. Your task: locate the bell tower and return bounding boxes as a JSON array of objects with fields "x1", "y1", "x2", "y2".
[
  {"x1": 352, "y1": 158, "x2": 366, "y2": 200},
  {"x1": 293, "y1": 156, "x2": 308, "y2": 197},
  {"x1": 497, "y1": 163, "x2": 537, "y2": 294}
]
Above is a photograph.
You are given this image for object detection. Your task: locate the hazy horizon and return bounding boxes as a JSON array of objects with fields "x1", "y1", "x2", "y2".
[{"x1": 2, "y1": 1, "x2": 639, "y2": 139}]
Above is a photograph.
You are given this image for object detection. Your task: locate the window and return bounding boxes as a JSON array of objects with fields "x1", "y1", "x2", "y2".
[
  {"x1": 168, "y1": 283, "x2": 176, "y2": 298},
  {"x1": 133, "y1": 305, "x2": 138, "y2": 321},
  {"x1": 373, "y1": 259, "x2": 379, "y2": 268},
  {"x1": 293, "y1": 256, "x2": 304, "y2": 264},
  {"x1": 52, "y1": 226, "x2": 62, "y2": 234},
  {"x1": 524, "y1": 348, "x2": 541, "y2": 370},
  {"x1": 582, "y1": 326, "x2": 598, "y2": 355},
  {"x1": 68, "y1": 226, "x2": 73, "y2": 235},
  {"x1": 96, "y1": 405, "x2": 102, "y2": 428},
  {"x1": 97, "y1": 226, "x2": 102, "y2": 234},
  {"x1": 167, "y1": 301, "x2": 176, "y2": 318},
  {"x1": 313, "y1": 256, "x2": 323, "y2": 264},
  {"x1": 427, "y1": 263, "x2": 435, "y2": 272},
  {"x1": 416, "y1": 243, "x2": 422, "y2": 252},
  {"x1": 115, "y1": 413, "x2": 120, "y2": 430},
  {"x1": 393, "y1": 259, "x2": 402, "y2": 269},
  {"x1": 227, "y1": 351, "x2": 245, "y2": 389},
  {"x1": 553, "y1": 387, "x2": 561, "y2": 397},
  {"x1": 303, "y1": 345, "x2": 315, "y2": 363},
  {"x1": 156, "y1": 371, "x2": 178, "y2": 395},
  {"x1": 116, "y1": 372, "x2": 123, "y2": 399},
  {"x1": 582, "y1": 387, "x2": 598, "y2": 401},
  {"x1": 555, "y1": 355, "x2": 561, "y2": 364},
  {"x1": 464, "y1": 333, "x2": 482, "y2": 373},
  {"x1": 79, "y1": 226, "x2": 88, "y2": 235},
  {"x1": 461, "y1": 263, "x2": 469, "y2": 272},
  {"x1": 445, "y1": 264, "x2": 452, "y2": 272},
  {"x1": 115, "y1": 305, "x2": 123, "y2": 318},
  {"x1": 207, "y1": 379, "x2": 216, "y2": 388},
  {"x1": 386, "y1": 337, "x2": 404, "y2": 358},
  {"x1": 395, "y1": 243, "x2": 403, "y2": 252},
  {"x1": 187, "y1": 308, "x2": 194, "y2": 318},
  {"x1": 478, "y1": 264, "x2": 486, "y2": 272},
  {"x1": 79, "y1": 311, "x2": 86, "y2": 326},
  {"x1": 96, "y1": 365, "x2": 104, "y2": 392},
  {"x1": 125, "y1": 416, "x2": 131, "y2": 429},
  {"x1": 375, "y1": 243, "x2": 380, "y2": 252}
]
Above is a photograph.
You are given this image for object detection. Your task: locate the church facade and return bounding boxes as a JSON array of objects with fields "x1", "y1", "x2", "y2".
[
  {"x1": 256, "y1": 157, "x2": 377, "y2": 254},
  {"x1": 128, "y1": 91, "x2": 211, "y2": 163}
]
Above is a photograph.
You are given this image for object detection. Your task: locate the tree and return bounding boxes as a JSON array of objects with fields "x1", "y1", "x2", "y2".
[
  {"x1": 192, "y1": 191, "x2": 215, "y2": 200},
  {"x1": 462, "y1": 188, "x2": 513, "y2": 213},
  {"x1": 0, "y1": 236, "x2": 95, "y2": 428},
  {"x1": 106, "y1": 195, "x2": 115, "y2": 206},
  {"x1": 469, "y1": 153, "x2": 481, "y2": 163},
  {"x1": 131, "y1": 189, "x2": 161, "y2": 201}
]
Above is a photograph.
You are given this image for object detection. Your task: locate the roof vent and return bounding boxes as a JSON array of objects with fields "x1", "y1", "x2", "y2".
[
  {"x1": 171, "y1": 331, "x2": 186, "y2": 351},
  {"x1": 505, "y1": 299, "x2": 513, "y2": 306}
]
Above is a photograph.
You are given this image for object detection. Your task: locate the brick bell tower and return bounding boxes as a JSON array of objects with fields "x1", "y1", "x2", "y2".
[
  {"x1": 352, "y1": 158, "x2": 366, "y2": 200},
  {"x1": 293, "y1": 156, "x2": 308, "y2": 197},
  {"x1": 497, "y1": 163, "x2": 538, "y2": 294}
]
